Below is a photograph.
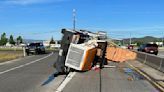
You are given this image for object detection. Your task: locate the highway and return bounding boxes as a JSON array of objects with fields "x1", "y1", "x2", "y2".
[
  {"x1": 0, "y1": 50, "x2": 163, "y2": 92},
  {"x1": 0, "y1": 51, "x2": 65, "y2": 92},
  {"x1": 61, "y1": 62, "x2": 159, "y2": 92}
]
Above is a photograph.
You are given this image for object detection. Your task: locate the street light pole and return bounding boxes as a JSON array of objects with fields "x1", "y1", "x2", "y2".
[
  {"x1": 123, "y1": 39, "x2": 125, "y2": 46},
  {"x1": 162, "y1": 32, "x2": 164, "y2": 47},
  {"x1": 130, "y1": 32, "x2": 132, "y2": 45}
]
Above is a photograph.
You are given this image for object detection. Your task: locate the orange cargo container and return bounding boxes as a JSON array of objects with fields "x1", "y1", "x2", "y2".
[
  {"x1": 106, "y1": 47, "x2": 136, "y2": 62},
  {"x1": 106, "y1": 47, "x2": 116, "y2": 61},
  {"x1": 65, "y1": 43, "x2": 97, "y2": 71}
]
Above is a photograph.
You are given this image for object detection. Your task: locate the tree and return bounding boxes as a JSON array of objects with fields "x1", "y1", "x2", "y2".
[
  {"x1": 16, "y1": 36, "x2": 23, "y2": 45},
  {"x1": 9, "y1": 35, "x2": 15, "y2": 45},
  {"x1": 0, "y1": 33, "x2": 8, "y2": 46},
  {"x1": 134, "y1": 41, "x2": 143, "y2": 46},
  {"x1": 50, "y1": 36, "x2": 55, "y2": 44}
]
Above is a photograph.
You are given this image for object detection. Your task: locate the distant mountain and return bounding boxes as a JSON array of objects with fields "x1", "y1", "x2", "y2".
[
  {"x1": 113, "y1": 36, "x2": 162, "y2": 45},
  {"x1": 124, "y1": 36, "x2": 161, "y2": 44}
]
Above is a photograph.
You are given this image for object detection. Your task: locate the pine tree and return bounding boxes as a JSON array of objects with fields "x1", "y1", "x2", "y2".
[
  {"x1": 16, "y1": 36, "x2": 23, "y2": 45},
  {"x1": 50, "y1": 36, "x2": 55, "y2": 44},
  {"x1": 0, "y1": 33, "x2": 8, "y2": 46},
  {"x1": 9, "y1": 35, "x2": 15, "y2": 45}
]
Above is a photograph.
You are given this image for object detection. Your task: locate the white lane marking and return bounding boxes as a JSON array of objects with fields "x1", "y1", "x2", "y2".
[
  {"x1": 56, "y1": 72, "x2": 76, "y2": 92},
  {"x1": 0, "y1": 52, "x2": 53, "y2": 75}
]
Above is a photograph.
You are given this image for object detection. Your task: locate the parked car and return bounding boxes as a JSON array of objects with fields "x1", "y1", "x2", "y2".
[
  {"x1": 127, "y1": 45, "x2": 134, "y2": 50},
  {"x1": 137, "y1": 44, "x2": 158, "y2": 55},
  {"x1": 25, "y1": 42, "x2": 45, "y2": 55}
]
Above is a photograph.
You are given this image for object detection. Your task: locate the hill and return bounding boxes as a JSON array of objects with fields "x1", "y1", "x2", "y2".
[
  {"x1": 113, "y1": 36, "x2": 162, "y2": 46},
  {"x1": 124, "y1": 36, "x2": 161, "y2": 44}
]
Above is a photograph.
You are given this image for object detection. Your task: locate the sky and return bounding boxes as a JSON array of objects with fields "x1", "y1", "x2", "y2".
[{"x1": 0, "y1": 0, "x2": 164, "y2": 40}]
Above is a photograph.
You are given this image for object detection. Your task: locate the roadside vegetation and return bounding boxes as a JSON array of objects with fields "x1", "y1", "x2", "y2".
[
  {"x1": 0, "y1": 32, "x2": 24, "y2": 63},
  {"x1": 0, "y1": 51, "x2": 23, "y2": 63},
  {"x1": 0, "y1": 32, "x2": 23, "y2": 46},
  {"x1": 0, "y1": 47, "x2": 23, "y2": 51}
]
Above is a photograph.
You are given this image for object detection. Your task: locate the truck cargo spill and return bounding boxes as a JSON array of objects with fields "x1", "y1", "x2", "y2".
[{"x1": 123, "y1": 68, "x2": 145, "y2": 81}]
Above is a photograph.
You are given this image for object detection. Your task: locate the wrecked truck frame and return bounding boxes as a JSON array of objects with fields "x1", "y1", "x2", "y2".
[{"x1": 54, "y1": 29, "x2": 107, "y2": 75}]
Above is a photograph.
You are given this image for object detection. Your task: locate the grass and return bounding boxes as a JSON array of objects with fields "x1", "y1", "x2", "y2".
[
  {"x1": 0, "y1": 48, "x2": 23, "y2": 51},
  {"x1": 0, "y1": 51, "x2": 23, "y2": 63},
  {"x1": 0, "y1": 47, "x2": 58, "y2": 63},
  {"x1": 45, "y1": 47, "x2": 60, "y2": 51}
]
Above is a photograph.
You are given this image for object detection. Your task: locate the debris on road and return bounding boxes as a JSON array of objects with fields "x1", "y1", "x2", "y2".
[
  {"x1": 123, "y1": 68, "x2": 145, "y2": 81},
  {"x1": 92, "y1": 65, "x2": 100, "y2": 71}
]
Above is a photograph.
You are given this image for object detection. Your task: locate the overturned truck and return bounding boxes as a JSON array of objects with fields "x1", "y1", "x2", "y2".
[{"x1": 54, "y1": 29, "x2": 107, "y2": 74}]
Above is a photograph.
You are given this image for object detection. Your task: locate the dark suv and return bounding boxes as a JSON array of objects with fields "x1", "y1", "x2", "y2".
[
  {"x1": 137, "y1": 44, "x2": 158, "y2": 55},
  {"x1": 25, "y1": 42, "x2": 45, "y2": 55}
]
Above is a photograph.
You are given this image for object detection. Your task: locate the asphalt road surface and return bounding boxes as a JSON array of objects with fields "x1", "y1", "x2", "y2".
[
  {"x1": 158, "y1": 50, "x2": 164, "y2": 57},
  {"x1": 0, "y1": 50, "x2": 162, "y2": 92},
  {"x1": 0, "y1": 51, "x2": 65, "y2": 92}
]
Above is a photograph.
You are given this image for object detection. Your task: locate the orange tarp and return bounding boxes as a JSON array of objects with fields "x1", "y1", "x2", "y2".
[{"x1": 106, "y1": 47, "x2": 137, "y2": 62}]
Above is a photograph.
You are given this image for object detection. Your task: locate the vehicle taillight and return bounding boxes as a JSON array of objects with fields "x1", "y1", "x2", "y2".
[{"x1": 145, "y1": 47, "x2": 148, "y2": 51}]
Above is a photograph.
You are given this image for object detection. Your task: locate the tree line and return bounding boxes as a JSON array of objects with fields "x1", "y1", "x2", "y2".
[{"x1": 0, "y1": 32, "x2": 23, "y2": 46}]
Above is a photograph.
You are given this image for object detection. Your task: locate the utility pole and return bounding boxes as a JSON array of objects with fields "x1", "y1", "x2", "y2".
[
  {"x1": 73, "y1": 9, "x2": 76, "y2": 31},
  {"x1": 122, "y1": 39, "x2": 124, "y2": 46},
  {"x1": 130, "y1": 32, "x2": 132, "y2": 45},
  {"x1": 162, "y1": 32, "x2": 164, "y2": 47}
]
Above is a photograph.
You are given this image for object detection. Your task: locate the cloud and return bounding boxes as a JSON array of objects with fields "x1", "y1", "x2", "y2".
[{"x1": 2, "y1": 0, "x2": 67, "y2": 5}]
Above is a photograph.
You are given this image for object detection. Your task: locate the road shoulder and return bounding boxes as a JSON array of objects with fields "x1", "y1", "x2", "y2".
[{"x1": 128, "y1": 60, "x2": 164, "y2": 87}]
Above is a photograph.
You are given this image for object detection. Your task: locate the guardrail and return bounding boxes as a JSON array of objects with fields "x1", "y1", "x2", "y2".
[{"x1": 135, "y1": 51, "x2": 164, "y2": 73}]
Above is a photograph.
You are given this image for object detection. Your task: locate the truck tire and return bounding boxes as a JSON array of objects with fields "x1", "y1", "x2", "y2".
[
  {"x1": 26, "y1": 52, "x2": 29, "y2": 56},
  {"x1": 64, "y1": 67, "x2": 74, "y2": 74},
  {"x1": 35, "y1": 50, "x2": 38, "y2": 55}
]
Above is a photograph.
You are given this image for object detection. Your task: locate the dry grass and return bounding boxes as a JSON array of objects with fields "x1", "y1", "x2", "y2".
[
  {"x1": 0, "y1": 48, "x2": 22, "y2": 51},
  {"x1": 0, "y1": 51, "x2": 23, "y2": 63}
]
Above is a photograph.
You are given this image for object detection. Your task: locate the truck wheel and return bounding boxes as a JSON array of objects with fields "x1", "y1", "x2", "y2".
[
  {"x1": 26, "y1": 52, "x2": 29, "y2": 56},
  {"x1": 154, "y1": 53, "x2": 158, "y2": 55},
  {"x1": 42, "y1": 51, "x2": 46, "y2": 54},
  {"x1": 35, "y1": 50, "x2": 38, "y2": 55},
  {"x1": 64, "y1": 67, "x2": 73, "y2": 74}
]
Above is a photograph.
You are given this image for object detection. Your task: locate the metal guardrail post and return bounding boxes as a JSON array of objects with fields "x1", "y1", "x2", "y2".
[
  {"x1": 158, "y1": 58, "x2": 163, "y2": 70},
  {"x1": 161, "y1": 60, "x2": 164, "y2": 72},
  {"x1": 143, "y1": 54, "x2": 147, "y2": 64},
  {"x1": 23, "y1": 47, "x2": 26, "y2": 57}
]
